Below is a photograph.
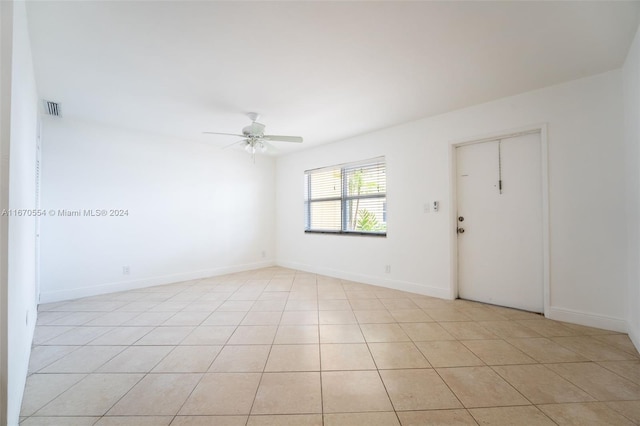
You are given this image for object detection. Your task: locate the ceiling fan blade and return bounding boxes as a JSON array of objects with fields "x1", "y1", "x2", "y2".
[
  {"x1": 263, "y1": 135, "x2": 303, "y2": 143},
  {"x1": 221, "y1": 139, "x2": 247, "y2": 149},
  {"x1": 203, "y1": 131, "x2": 246, "y2": 138}
]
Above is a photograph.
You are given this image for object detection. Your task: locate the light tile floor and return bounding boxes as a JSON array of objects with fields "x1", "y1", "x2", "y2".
[{"x1": 20, "y1": 267, "x2": 640, "y2": 425}]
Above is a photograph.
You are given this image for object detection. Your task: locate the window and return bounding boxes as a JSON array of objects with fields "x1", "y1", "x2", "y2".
[{"x1": 304, "y1": 157, "x2": 386, "y2": 236}]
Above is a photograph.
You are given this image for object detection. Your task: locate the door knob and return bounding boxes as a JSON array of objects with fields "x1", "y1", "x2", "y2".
[
  {"x1": 458, "y1": 216, "x2": 464, "y2": 222},
  {"x1": 457, "y1": 227, "x2": 465, "y2": 234}
]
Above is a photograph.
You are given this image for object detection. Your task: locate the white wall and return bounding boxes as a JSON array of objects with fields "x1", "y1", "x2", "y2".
[
  {"x1": 4, "y1": 1, "x2": 39, "y2": 425},
  {"x1": 40, "y1": 118, "x2": 276, "y2": 302},
  {"x1": 277, "y1": 70, "x2": 626, "y2": 332},
  {"x1": 624, "y1": 24, "x2": 640, "y2": 348},
  {"x1": 0, "y1": 2, "x2": 11, "y2": 424}
]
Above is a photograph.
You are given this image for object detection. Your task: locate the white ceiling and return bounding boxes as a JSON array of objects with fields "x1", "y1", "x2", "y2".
[{"x1": 26, "y1": 1, "x2": 640, "y2": 155}]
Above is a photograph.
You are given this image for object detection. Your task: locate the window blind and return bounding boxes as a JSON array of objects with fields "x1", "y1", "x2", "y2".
[{"x1": 304, "y1": 157, "x2": 386, "y2": 236}]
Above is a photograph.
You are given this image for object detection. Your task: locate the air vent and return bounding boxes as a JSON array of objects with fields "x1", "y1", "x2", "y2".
[{"x1": 43, "y1": 100, "x2": 61, "y2": 117}]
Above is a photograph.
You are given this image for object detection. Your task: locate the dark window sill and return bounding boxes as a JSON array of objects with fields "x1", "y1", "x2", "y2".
[{"x1": 304, "y1": 230, "x2": 387, "y2": 237}]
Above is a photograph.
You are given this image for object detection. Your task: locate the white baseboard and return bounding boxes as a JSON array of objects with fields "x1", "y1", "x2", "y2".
[
  {"x1": 39, "y1": 259, "x2": 634, "y2": 339},
  {"x1": 628, "y1": 323, "x2": 640, "y2": 353},
  {"x1": 546, "y1": 306, "x2": 627, "y2": 333},
  {"x1": 277, "y1": 260, "x2": 451, "y2": 300},
  {"x1": 39, "y1": 260, "x2": 276, "y2": 304}
]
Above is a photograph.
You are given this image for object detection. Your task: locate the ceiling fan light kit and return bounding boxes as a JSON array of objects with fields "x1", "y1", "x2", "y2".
[
  {"x1": 244, "y1": 139, "x2": 268, "y2": 154},
  {"x1": 203, "y1": 112, "x2": 303, "y2": 162}
]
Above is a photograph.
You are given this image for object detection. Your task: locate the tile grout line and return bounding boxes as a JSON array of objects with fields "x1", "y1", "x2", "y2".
[
  {"x1": 24, "y1": 267, "x2": 640, "y2": 424},
  {"x1": 351, "y1": 292, "x2": 402, "y2": 424},
  {"x1": 108, "y1": 278, "x2": 246, "y2": 423},
  {"x1": 142, "y1": 280, "x2": 219, "y2": 425},
  {"x1": 243, "y1": 274, "x2": 290, "y2": 424},
  {"x1": 316, "y1": 274, "x2": 325, "y2": 426}
]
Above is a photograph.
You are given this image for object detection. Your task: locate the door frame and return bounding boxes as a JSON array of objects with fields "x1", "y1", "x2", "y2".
[
  {"x1": 448, "y1": 123, "x2": 550, "y2": 316},
  {"x1": 35, "y1": 117, "x2": 41, "y2": 304}
]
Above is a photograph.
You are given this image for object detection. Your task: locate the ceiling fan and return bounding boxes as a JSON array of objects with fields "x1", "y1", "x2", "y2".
[{"x1": 203, "y1": 112, "x2": 303, "y2": 161}]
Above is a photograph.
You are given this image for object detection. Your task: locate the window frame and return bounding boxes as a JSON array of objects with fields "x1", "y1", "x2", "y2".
[{"x1": 304, "y1": 157, "x2": 387, "y2": 237}]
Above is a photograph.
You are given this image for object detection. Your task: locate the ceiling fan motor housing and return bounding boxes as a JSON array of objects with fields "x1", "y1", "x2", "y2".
[{"x1": 243, "y1": 122, "x2": 266, "y2": 138}]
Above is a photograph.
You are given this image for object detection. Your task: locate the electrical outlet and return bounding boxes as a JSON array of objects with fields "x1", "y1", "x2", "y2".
[
  {"x1": 123, "y1": 266, "x2": 130, "y2": 275},
  {"x1": 385, "y1": 265, "x2": 391, "y2": 274}
]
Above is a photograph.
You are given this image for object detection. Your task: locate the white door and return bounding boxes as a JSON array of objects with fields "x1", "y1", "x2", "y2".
[{"x1": 456, "y1": 132, "x2": 543, "y2": 312}]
